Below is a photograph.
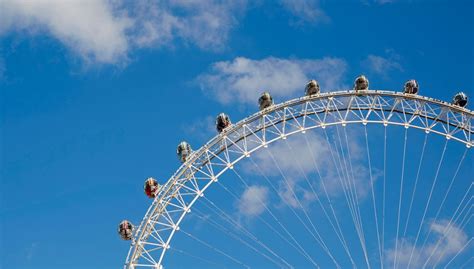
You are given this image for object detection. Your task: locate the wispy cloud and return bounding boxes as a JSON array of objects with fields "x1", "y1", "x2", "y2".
[
  {"x1": 132, "y1": 0, "x2": 247, "y2": 51},
  {"x1": 0, "y1": 1, "x2": 334, "y2": 67},
  {"x1": 1, "y1": 0, "x2": 132, "y2": 64},
  {"x1": 244, "y1": 130, "x2": 375, "y2": 210},
  {"x1": 197, "y1": 56, "x2": 348, "y2": 105},
  {"x1": 26, "y1": 242, "x2": 39, "y2": 261},
  {"x1": 280, "y1": 0, "x2": 330, "y2": 25},
  {"x1": 237, "y1": 185, "x2": 269, "y2": 217},
  {"x1": 182, "y1": 115, "x2": 217, "y2": 143},
  {"x1": 385, "y1": 220, "x2": 468, "y2": 268},
  {"x1": 374, "y1": 0, "x2": 395, "y2": 4},
  {"x1": 361, "y1": 0, "x2": 396, "y2": 5},
  {"x1": 0, "y1": 0, "x2": 247, "y2": 65},
  {"x1": 362, "y1": 49, "x2": 403, "y2": 78}
]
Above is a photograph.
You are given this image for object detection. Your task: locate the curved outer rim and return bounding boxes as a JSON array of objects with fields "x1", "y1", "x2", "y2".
[{"x1": 125, "y1": 90, "x2": 473, "y2": 268}]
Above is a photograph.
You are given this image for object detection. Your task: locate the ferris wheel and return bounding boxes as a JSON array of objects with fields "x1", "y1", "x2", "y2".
[{"x1": 119, "y1": 76, "x2": 473, "y2": 269}]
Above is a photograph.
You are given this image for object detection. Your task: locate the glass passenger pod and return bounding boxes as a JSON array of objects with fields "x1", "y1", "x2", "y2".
[
  {"x1": 305, "y1": 80, "x2": 320, "y2": 96},
  {"x1": 452, "y1": 92, "x2": 468, "y2": 107},
  {"x1": 216, "y1": 113, "x2": 231, "y2": 133},
  {"x1": 118, "y1": 220, "x2": 134, "y2": 240},
  {"x1": 354, "y1": 75, "x2": 369, "y2": 92},
  {"x1": 258, "y1": 92, "x2": 274, "y2": 110},
  {"x1": 177, "y1": 141, "x2": 192, "y2": 163},
  {"x1": 144, "y1": 177, "x2": 160, "y2": 198},
  {"x1": 404, "y1": 79, "x2": 419, "y2": 94}
]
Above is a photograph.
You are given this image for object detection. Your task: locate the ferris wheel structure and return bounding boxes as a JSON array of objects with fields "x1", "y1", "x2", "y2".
[{"x1": 122, "y1": 88, "x2": 473, "y2": 269}]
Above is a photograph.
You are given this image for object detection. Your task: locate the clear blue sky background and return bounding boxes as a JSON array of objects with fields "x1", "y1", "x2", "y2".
[{"x1": 1, "y1": 1, "x2": 473, "y2": 269}]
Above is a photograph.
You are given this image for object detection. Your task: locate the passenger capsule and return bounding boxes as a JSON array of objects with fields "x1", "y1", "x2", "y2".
[
  {"x1": 216, "y1": 113, "x2": 231, "y2": 133},
  {"x1": 354, "y1": 75, "x2": 369, "y2": 91},
  {"x1": 144, "y1": 177, "x2": 160, "y2": 198},
  {"x1": 177, "y1": 141, "x2": 192, "y2": 163},
  {"x1": 305, "y1": 80, "x2": 320, "y2": 96},
  {"x1": 452, "y1": 92, "x2": 468, "y2": 107},
  {"x1": 118, "y1": 220, "x2": 134, "y2": 240},
  {"x1": 404, "y1": 79, "x2": 419, "y2": 94},
  {"x1": 258, "y1": 92, "x2": 274, "y2": 110}
]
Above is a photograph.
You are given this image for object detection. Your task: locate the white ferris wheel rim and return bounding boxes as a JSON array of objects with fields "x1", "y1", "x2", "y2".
[{"x1": 124, "y1": 90, "x2": 473, "y2": 269}]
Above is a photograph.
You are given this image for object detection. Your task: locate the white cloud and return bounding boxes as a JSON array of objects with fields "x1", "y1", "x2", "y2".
[
  {"x1": 197, "y1": 56, "x2": 348, "y2": 105},
  {"x1": 182, "y1": 115, "x2": 217, "y2": 143},
  {"x1": 245, "y1": 130, "x2": 374, "y2": 209},
  {"x1": 237, "y1": 185, "x2": 269, "y2": 217},
  {"x1": 277, "y1": 178, "x2": 316, "y2": 209},
  {"x1": 0, "y1": 0, "x2": 132, "y2": 64},
  {"x1": 132, "y1": 0, "x2": 247, "y2": 51},
  {"x1": 0, "y1": 0, "x2": 247, "y2": 64},
  {"x1": 385, "y1": 220, "x2": 468, "y2": 268},
  {"x1": 361, "y1": 0, "x2": 395, "y2": 5},
  {"x1": 374, "y1": 0, "x2": 395, "y2": 4},
  {"x1": 362, "y1": 50, "x2": 403, "y2": 77},
  {"x1": 280, "y1": 0, "x2": 329, "y2": 25},
  {"x1": 0, "y1": 1, "x2": 334, "y2": 66}
]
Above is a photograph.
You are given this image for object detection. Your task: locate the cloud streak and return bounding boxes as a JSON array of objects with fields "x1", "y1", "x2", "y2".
[
  {"x1": 362, "y1": 50, "x2": 403, "y2": 78},
  {"x1": 244, "y1": 129, "x2": 375, "y2": 210},
  {"x1": 0, "y1": 0, "x2": 247, "y2": 64},
  {"x1": 237, "y1": 185, "x2": 269, "y2": 217},
  {"x1": 385, "y1": 220, "x2": 468, "y2": 268},
  {"x1": 197, "y1": 56, "x2": 348, "y2": 105},
  {"x1": 1, "y1": 0, "x2": 131, "y2": 64},
  {"x1": 280, "y1": 0, "x2": 330, "y2": 25}
]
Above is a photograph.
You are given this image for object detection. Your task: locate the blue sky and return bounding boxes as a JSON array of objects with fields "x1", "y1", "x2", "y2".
[{"x1": 0, "y1": 1, "x2": 473, "y2": 268}]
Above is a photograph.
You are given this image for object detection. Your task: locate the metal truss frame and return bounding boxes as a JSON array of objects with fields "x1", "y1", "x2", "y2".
[{"x1": 124, "y1": 90, "x2": 473, "y2": 268}]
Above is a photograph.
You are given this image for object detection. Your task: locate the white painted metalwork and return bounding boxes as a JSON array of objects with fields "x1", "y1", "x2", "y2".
[{"x1": 124, "y1": 90, "x2": 473, "y2": 268}]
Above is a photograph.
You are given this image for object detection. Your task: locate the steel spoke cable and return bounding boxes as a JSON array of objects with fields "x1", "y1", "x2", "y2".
[
  {"x1": 393, "y1": 128, "x2": 409, "y2": 269},
  {"x1": 417, "y1": 148, "x2": 469, "y2": 257},
  {"x1": 335, "y1": 126, "x2": 364, "y2": 232},
  {"x1": 320, "y1": 127, "x2": 359, "y2": 224},
  {"x1": 335, "y1": 126, "x2": 368, "y2": 254},
  {"x1": 200, "y1": 196, "x2": 294, "y2": 269},
  {"x1": 332, "y1": 127, "x2": 364, "y2": 237},
  {"x1": 460, "y1": 256, "x2": 474, "y2": 269},
  {"x1": 324, "y1": 128, "x2": 363, "y2": 238},
  {"x1": 339, "y1": 126, "x2": 372, "y2": 268},
  {"x1": 303, "y1": 133, "x2": 356, "y2": 265},
  {"x1": 431, "y1": 148, "x2": 469, "y2": 221},
  {"x1": 342, "y1": 127, "x2": 367, "y2": 234},
  {"x1": 229, "y1": 168, "x2": 320, "y2": 267},
  {"x1": 321, "y1": 127, "x2": 369, "y2": 267},
  {"x1": 180, "y1": 229, "x2": 251, "y2": 269},
  {"x1": 442, "y1": 237, "x2": 473, "y2": 269},
  {"x1": 262, "y1": 142, "x2": 341, "y2": 267},
  {"x1": 192, "y1": 208, "x2": 287, "y2": 268},
  {"x1": 264, "y1": 147, "x2": 340, "y2": 267},
  {"x1": 328, "y1": 128, "x2": 362, "y2": 236},
  {"x1": 427, "y1": 201, "x2": 473, "y2": 268},
  {"x1": 402, "y1": 132, "x2": 429, "y2": 237},
  {"x1": 458, "y1": 212, "x2": 473, "y2": 231},
  {"x1": 406, "y1": 139, "x2": 449, "y2": 269},
  {"x1": 363, "y1": 125, "x2": 383, "y2": 269},
  {"x1": 199, "y1": 198, "x2": 293, "y2": 269},
  {"x1": 216, "y1": 179, "x2": 304, "y2": 259},
  {"x1": 382, "y1": 125, "x2": 387, "y2": 264},
  {"x1": 283, "y1": 136, "x2": 355, "y2": 265},
  {"x1": 246, "y1": 156, "x2": 322, "y2": 268},
  {"x1": 169, "y1": 247, "x2": 225, "y2": 268},
  {"x1": 423, "y1": 185, "x2": 473, "y2": 269}
]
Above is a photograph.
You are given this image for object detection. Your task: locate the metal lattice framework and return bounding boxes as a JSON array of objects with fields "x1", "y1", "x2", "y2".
[{"x1": 124, "y1": 90, "x2": 473, "y2": 268}]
